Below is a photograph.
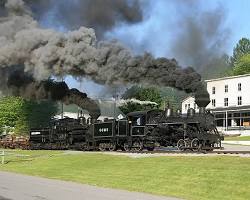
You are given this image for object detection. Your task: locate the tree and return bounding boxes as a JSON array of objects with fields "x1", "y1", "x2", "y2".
[
  {"x1": 25, "y1": 100, "x2": 58, "y2": 128},
  {"x1": 0, "y1": 96, "x2": 26, "y2": 135},
  {"x1": 232, "y1": 53, "x2": 250, "y2": 75},
  {"x1": 119, "y1": 86, "x2": 163, "y2": 114},
  {"x1": 121, "y1": 85, "x2": 140, "y2": 99},
  {"x1": 0, "y1": 96, "x2": 58, "y2": 135},
  {"x1": 160, "y1": 87, "x2": 187, "y2": 110},
  {"x1": 119, "y1": 101, "x2": 157, "y2": 115},
  {"x1": 201, "y1": 54, "x2": 232, "y2": 79},
  {"x1": 122, "y1": 86, "x2": 162, "y2": 105},
  {"x1": 230, "y1": 38, "x2": 250, "y2": 66}
]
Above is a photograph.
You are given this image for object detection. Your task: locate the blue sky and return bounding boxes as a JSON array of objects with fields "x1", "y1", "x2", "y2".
[
  {"x1": 222, "y1": 0, "x2": 250, "y2": 52},
  {"x1": 106, "y1": 0, "x2": 250, "y2": 57},
  {"x1": 40, "y1": 0, "x2": 250, "y2": 98}
]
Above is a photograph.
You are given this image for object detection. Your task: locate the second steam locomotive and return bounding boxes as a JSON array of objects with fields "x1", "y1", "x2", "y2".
[{"x1": 29, "y1": 107, "x2": 223, "y2": 152}]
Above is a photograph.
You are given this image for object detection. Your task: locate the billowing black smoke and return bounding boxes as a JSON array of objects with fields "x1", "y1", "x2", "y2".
[
  {"x1": 55, "y1": 0, "x2": 142, "y2": 38},
  {"x1": 170, "y1": 1, "x2": 230, "y2": 76},
  {"x1": 17, "y1": 0, "x2": 143, "y2": 39},
  {"x1": 0, "y1": 0, "x2": 210, "y2": 111},
  {"x1": 4, "y1": 68, "x2": 101, "y2": 119}
]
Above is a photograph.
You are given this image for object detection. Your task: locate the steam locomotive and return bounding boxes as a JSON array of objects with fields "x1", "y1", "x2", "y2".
[{"x1": 29, "y1": 107, "x2": 223, "y2": 152}]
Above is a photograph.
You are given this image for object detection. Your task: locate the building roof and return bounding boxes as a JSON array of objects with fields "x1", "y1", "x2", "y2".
[
  {"x1": 57, "y1": 100, "x2": 125, "y2": 118},
  {"x1": 210, "y1": 105, "x2": 250, "y2": 112},
  {"x1": 205, "y1": 73, "x2": 250, "y2": 83},
  {"x1": 181, "y1": 96, "x2": 195, "y2": 103}
]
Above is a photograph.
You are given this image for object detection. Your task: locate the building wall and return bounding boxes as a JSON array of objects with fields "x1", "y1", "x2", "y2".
[
  {"x1": 182, "y1": 97, "x2": 199, "y2": 114},
  {"x1": 206, "y1": 75, "x2": 250, "y2": 109},
  {"x1": 54, "y1": 112, "x2": 116, "y2": 121},
  {"x1": 181, "y1": 74, "x2": 250, "y2": 135}
]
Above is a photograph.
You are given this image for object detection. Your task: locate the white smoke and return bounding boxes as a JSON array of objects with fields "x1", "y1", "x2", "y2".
[{"x1": 117, "y1": 98, "x2": 158, "y2": 106}]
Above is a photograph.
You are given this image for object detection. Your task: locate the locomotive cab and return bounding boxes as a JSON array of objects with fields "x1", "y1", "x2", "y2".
[{"x1": 127, "y1": 112, "x2": 147, "y2": 136}]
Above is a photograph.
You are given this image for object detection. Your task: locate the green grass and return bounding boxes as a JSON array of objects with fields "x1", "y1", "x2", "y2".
[
  {"x1": 224, "y1": 136, "x2": 250, "y2": 141},
  {"x1": 1, "y1": 150, "x2": 250, "y2": 200}
]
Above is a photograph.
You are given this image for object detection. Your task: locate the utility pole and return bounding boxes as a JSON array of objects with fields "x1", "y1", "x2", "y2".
[
  {"x1": 61, "y1": 77, "x2": 64, "y2": 119},
  {"x1": 113, "y1": 89, "x2": 118, "y2": 119},
  {"x1": 78, "y1": 79, "x2": 83, "y2": 118}
]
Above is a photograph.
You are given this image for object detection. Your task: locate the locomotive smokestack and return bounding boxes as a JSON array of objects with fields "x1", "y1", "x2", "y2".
[
  {"x1": 187, "y1": 108, "x2": 195, "y2": 117},
  {"x1": 194, "y1": 86, "x2": 210, "y2": 108},
  {"x1": 165, "y1": 108, "x2": 173, "y2": 117}
]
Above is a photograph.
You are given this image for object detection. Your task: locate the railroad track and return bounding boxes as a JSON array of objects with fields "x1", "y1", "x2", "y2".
[
  {"x1": 115, "y1": 150, "x2": 250, "y2": 155},
  {"x1": 212, "y1": 151, "x2": 250, "y2": 155}
]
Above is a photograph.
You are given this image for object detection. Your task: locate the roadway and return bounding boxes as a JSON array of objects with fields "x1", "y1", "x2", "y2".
[{"x1": 0, "y1": 171, "x2": 181, "y2": 200}]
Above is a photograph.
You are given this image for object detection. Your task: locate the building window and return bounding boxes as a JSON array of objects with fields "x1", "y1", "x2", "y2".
[
  {"x1": 225, "y1": 85, "x2": 228, "y2": 93},
  {"x1": 188, "y1": 104, "x2": 190, "y2": 109},
  {"x1": 238, "y1": 83, "x2": 241, "y2": 91},
  {"x1": 185, "y1": 104, "x2": 187, "y2": 110},
  {"x1": 224, "y1": 98, "x2": 228, "y2": 107},
  {"x1": 212, "y1": 99, "x2": 216, "y2": 107},
  {"x1": 238, "y1": 96, "x2": 242, "y2": 105},
  {"x1": 212, "y1": 87, "x2": 215, "y2": 94}
]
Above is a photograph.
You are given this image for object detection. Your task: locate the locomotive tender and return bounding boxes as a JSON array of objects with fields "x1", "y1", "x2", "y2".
[{"x1": 29, "y1": 107, "x2": 223, "y2": 152}]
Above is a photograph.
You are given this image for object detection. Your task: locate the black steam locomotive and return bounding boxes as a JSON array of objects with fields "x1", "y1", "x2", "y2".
[{"x1": 29, "y1": 107, "x2": 223, "y2": 152}]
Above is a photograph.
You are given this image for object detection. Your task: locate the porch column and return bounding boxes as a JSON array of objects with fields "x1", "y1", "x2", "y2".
[
  {"x1": 225, "y1": 111, "x2": 228, "y2": 131},
  {"x1": 240, "y1": 112, "x2": 242, "y2": 129}
]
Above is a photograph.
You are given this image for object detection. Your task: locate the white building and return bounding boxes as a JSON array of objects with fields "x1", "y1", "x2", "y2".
[
  {"x1": 54, "y1": 100, "x2": 126, "y2": 121},
  {"x1": 182, "y1": 96, "x2": 199, "y2": 113},
  {"x1": 182, "y1": 74, "x2": 250, "y2": 135}
]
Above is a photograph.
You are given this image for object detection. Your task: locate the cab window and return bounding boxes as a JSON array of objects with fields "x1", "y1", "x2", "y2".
[{"x1": 132, "y1": 115, "x2": 146, "y2": 126}]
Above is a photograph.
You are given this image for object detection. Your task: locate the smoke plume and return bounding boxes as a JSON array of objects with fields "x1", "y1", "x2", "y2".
[
  {"x1": 171, "y1": 1, "x2": 230, "y2": 76},
  {"x1": 0, "y1": 0, "x2": 210, "y2": 111},
  {"x1": 55, "y1": 0, "x2": 142, "y2": 38},
  {"x1": 16, "y1": 0, "x2": 143, "y2": 39},
  {"x1": 3, "y1": 67, "x2": 101, "y2": 119}
]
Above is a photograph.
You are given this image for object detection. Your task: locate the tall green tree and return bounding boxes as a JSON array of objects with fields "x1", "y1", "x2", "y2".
[
  {"x1": 0, "y1": 96, "x2": 58, "y2": 135},
  {"x1": 232, "y1": 53, "x2": 250, "y2": 75},
  {"x1": 0, "y1": 96, "x2": 27, "y2": 135},
  {"x1": 230, "y1": 38, "x2": 250, "y2": 66}
]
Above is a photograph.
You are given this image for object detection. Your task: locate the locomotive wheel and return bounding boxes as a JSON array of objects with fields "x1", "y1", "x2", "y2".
[
  {"x1": 99, "y1": 143, "x2": 106, "y2": 151},
  {"x1": 132, "y1": 141, "x2": 143, "y2": 151},
  {"x1": 123, "y1": 142, "x2": 130, "y2": 152},
  {"x1": 177, "y1": 139, "x2": 186, "y2": 150},
  {"x1": 81, "y1": 143, "x2": 89, "y2": 151},
  {"x1": 108, "y1": 143, "x2": 117, "y2": 151},
  {"x1": 191, "y1": 138, "x2": 199, "y2": 151}
]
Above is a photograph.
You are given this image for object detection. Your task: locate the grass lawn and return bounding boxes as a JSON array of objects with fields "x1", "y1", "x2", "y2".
[
  {"x1": 224, "y1": 136, "x2": 250, "y2": 141},
  {"x1": 1, "y1": 150, "x2": 250, "y2": 200}
]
